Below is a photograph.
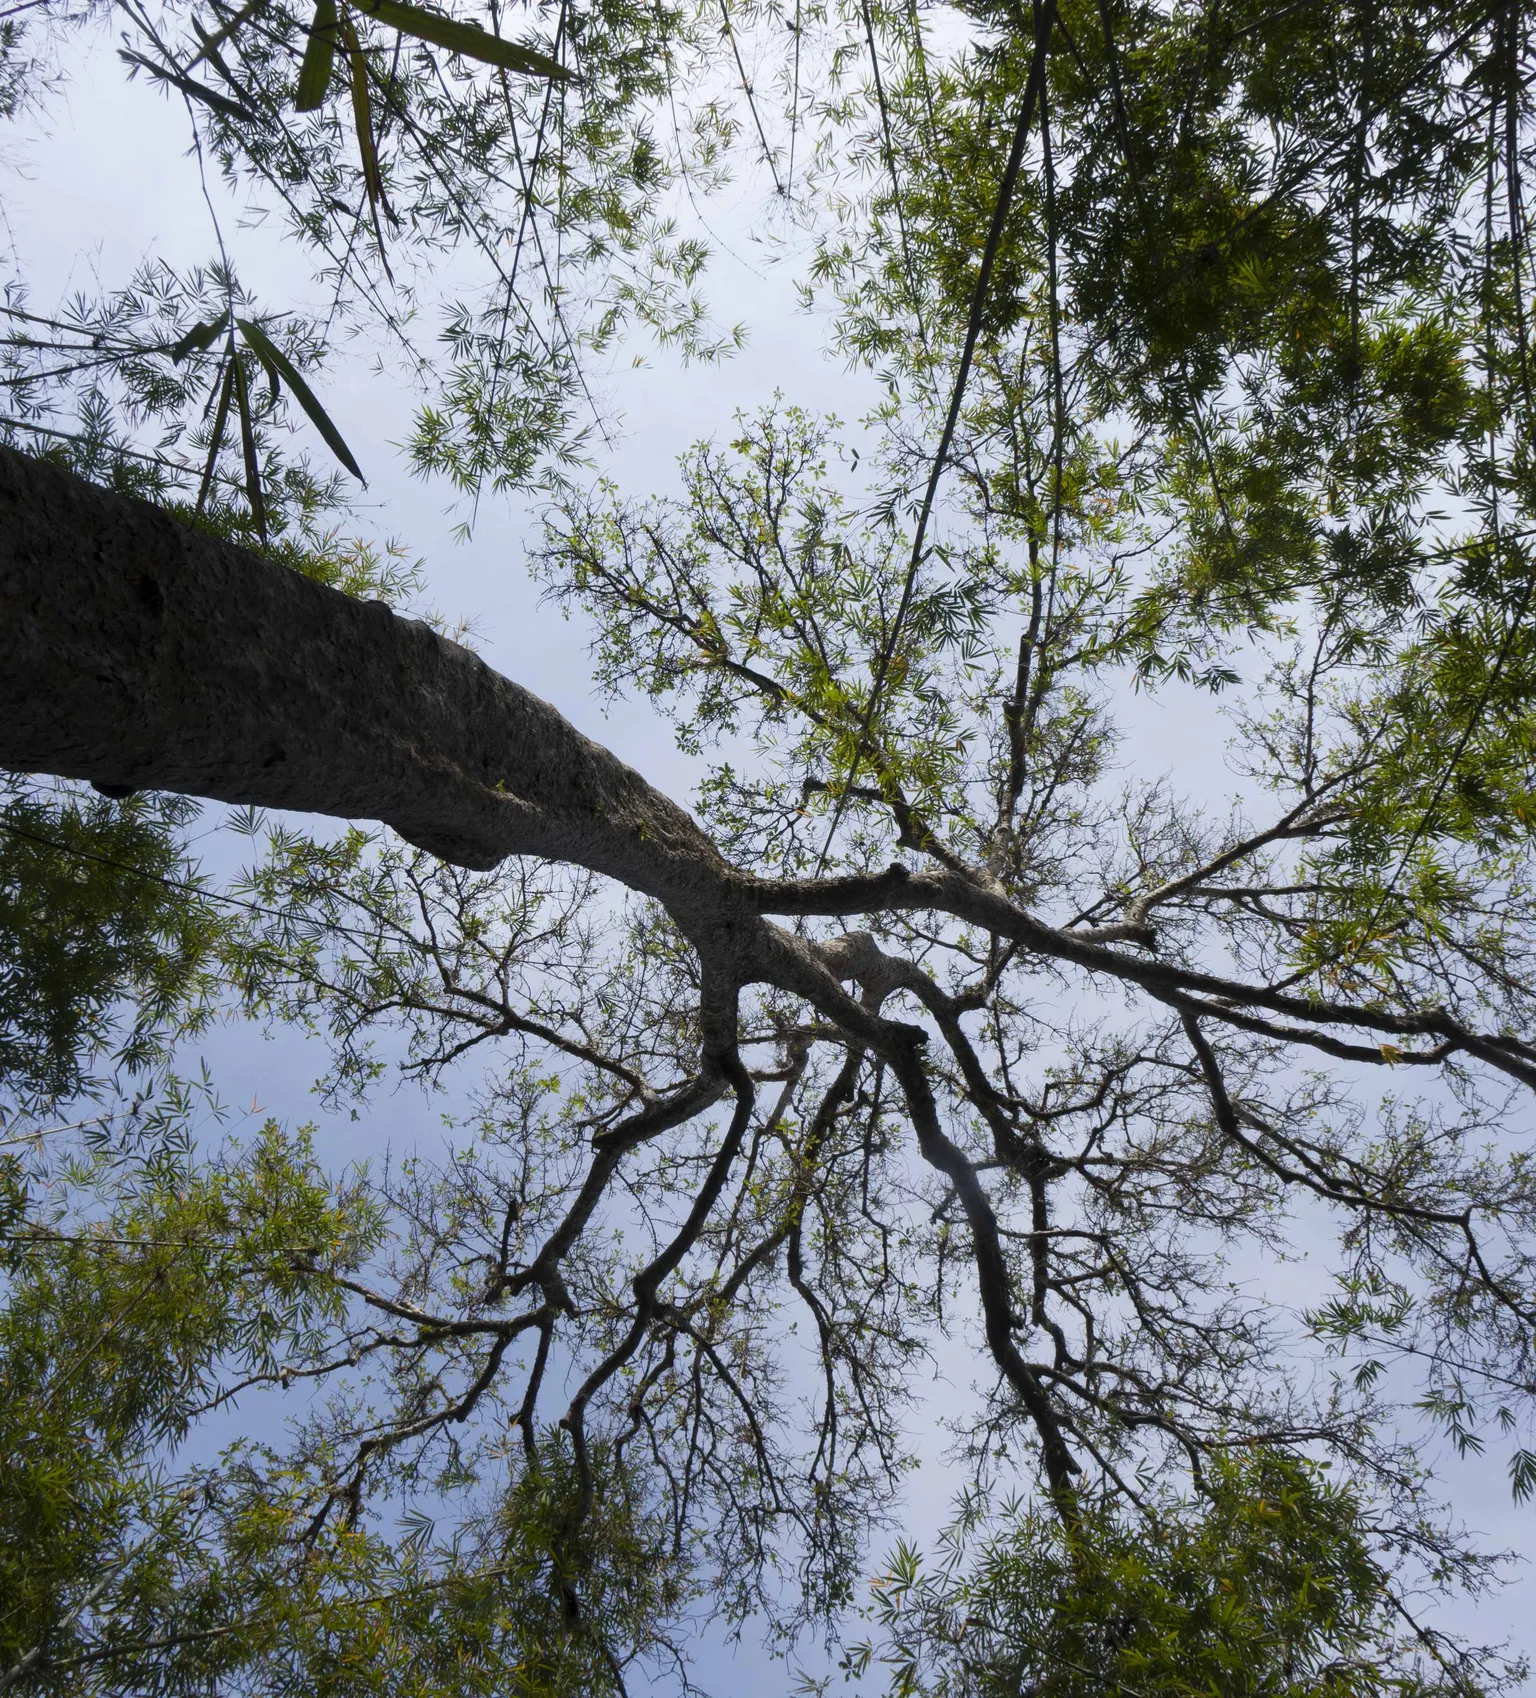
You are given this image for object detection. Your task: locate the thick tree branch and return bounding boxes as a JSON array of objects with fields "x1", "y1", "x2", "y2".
[{"x1": 0, "y1": 445, "x2": 739, "y2": 933}]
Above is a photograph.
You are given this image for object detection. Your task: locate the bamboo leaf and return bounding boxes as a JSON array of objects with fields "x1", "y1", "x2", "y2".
[
  {"x1": 170, "y1": 316, "x2": 229, "y2": 363},
  {"x1": 117, "y1": 49, "x2": 258, "y2": 122},
  {"x1": 351, "y1": 0, "x2": 572, "y2": 80},
  {"x1": 337, "y1": 11, "x2": 390, "y2": 222},
  {"x1": 229, "y1": 350, "x2": 267, "y2": 540},
  {"x1": 188, "y1": 26, "x2": 265, "y2": 116},
  {"x1": 184, "y1": 0, "x2": 270, "y2": 72},
  {"x1": 195, "y1": 354, "x2": 236, "y2": 515},
  {"x1": 236, "y1": 317, "x2": 364, "y2": 482},
  {"x1": 294, "y1": 0, "x2": 338, "y2": 110}
]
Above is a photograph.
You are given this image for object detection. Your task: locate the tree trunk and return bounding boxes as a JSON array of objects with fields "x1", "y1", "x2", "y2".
[{"x1": 0, "y1": 444, "x2": 744, "y2": 930}]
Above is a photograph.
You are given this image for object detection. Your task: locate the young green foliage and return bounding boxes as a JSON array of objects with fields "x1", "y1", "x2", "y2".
[{"x1": 857, "y1": 1452, "x2": 1472, "y2": 1697}]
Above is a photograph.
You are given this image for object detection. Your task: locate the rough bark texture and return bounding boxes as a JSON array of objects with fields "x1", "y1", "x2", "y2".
[{"x1": 0, "y1": 443, "x2": 736, "y2": 925}]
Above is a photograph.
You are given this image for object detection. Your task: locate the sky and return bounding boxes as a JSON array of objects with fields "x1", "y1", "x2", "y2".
[{"x1": 4, "y1": 17, "x2": 1534, "y2": 1691}]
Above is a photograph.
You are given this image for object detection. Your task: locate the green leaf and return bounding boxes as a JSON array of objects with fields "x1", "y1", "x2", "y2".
[
  {"x1": 183, "y1": 0, "x2": 270, "y2": 72},
  {"x1": 294, "y1": 0, "x2": 338, "y2": 111},
  {"x1": 237, "y1": 318, "x2": 364, "y2": 483},
  {"x1": 169, "y1": 316, "x2": 229, "y2": 363},
  {"x1": 337, "y1": 10, "x2": 390, "y2": 226},
  {"x1": 1512, "y1": 1448, "x2": 1536, "y2": 1505},
  {"x1": 229, "y1": 349, "x2": 267, "y2": 540},
  {"x1": 351, "y1": 0, "x2": 573, "y2": 81},
  {"x1": 117, "y1": 49, "x2": 258, "y2": 122}
]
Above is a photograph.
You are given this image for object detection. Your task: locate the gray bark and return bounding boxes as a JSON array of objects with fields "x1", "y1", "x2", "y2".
[
  {"x1": 0, "y1": 443, "x2": 739, "y2": 933},
  {"x1": 0, "y1": 445, "x2": 922, "y2": 1033}
]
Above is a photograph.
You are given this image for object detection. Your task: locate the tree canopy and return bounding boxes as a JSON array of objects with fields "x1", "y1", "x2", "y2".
[{"x1": 3, "y1": 0, "x2": 1536, "y2": 1690}]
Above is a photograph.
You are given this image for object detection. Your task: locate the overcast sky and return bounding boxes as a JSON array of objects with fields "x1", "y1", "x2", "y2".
[{"x1": 6, "y1": 22, "x2": 1533, "y2": 1688}]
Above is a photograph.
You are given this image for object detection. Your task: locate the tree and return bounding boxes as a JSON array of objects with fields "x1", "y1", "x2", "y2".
[
  {"x1": 860, "y1": 1450, "x2": 1447, "y2": 1696},
  {"x1": 4, "y1": 0, "x2": 1536, "y2": 1690}
]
